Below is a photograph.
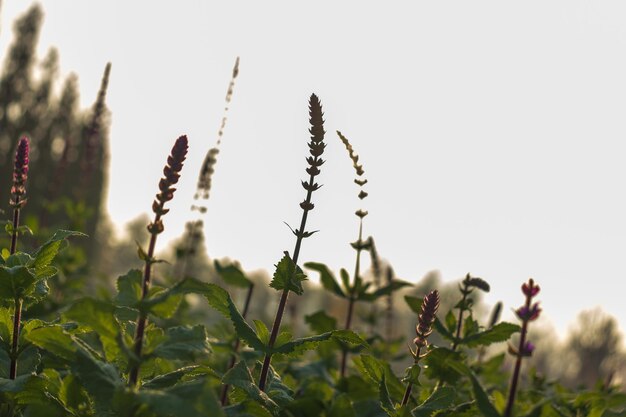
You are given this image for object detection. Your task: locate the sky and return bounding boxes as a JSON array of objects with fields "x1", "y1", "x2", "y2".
[{"x1": 1, "y1": 1, "x2": 626, "y2": 339}]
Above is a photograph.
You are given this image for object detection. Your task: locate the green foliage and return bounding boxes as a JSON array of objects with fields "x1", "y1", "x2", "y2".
[{"x1": 270, "y1": 253, "x2": 307, "y2": 296}]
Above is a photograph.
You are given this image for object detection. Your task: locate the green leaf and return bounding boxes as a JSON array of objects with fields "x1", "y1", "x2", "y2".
[
  {"x1": 412, "y1": 386, "x2": 457, "y2": 417},
  {"x1": 332, "y1": 329, "x2": 369, "y2": 348},
  {"x1": 254, "y1": 320, "x2": 270, "y2": 345},
  {"x1": 31, "y1": 230, "x2": 85, "y2": 277},
  {"x1": 467, "y1": 371, "x2": 500, "y2": 417},
  {"x1": 215, "y1": 260, "x2": 252, "y2": 288},
  {"x1": 305, "y1": 310, "x2": 337, "y2": 333},
  {"x1": 404, "y1": 296, "x2": 423, "y2": 315},
  {"x1": 461, "y1": 322, "x2": 520, "y2": 347},
  {"x1": 25, "y1": 326, "x2": 77, "y2": 361},
  {"x1": 422, "y1": 348, "x2": 468, "y2": 384},
  {"x1": 360, "y1": 279, "x2": 412, "y2": 302},
  {"x1": 304, "y1": 262, "x2": 345, "y2": 298},
  {"x1": 402, "y1": 364, "x2": 421, "y2": 385},
  {"x1": 222, "y1": 361, "x2": 278, "y2": 414},
  {"x1": 273, "y1": 331, "x2": 335, "y2": 356},
  {"x1": 71, "y1": 347, "x2": 122, "y2": 412},
  {"x1": 0, "y1": 374, "x2": 31, "y2": 392},
  {"x1": 379, "y1": 374, "x2": 396, "y2": 416},
  {"x1": 137, "y1": 379, "x2": 225, "y2": 417},
  {"x1": 269, "y1": 252, "x2": 307, "y2": 295},
  {"x1": 114, "y1": 269, "x2": 143, "y2": 307},
  {"x1": 340, "y1": 269, "x2": 351, "y2": 295},
  {"x1": 329, "y1": 394, "x2": 356, "y2": 417},
  {"x1": 445, "y1": 310, "x2": 457, "y2": 334},
  {"x1": 0, "y1": 265, "x2": 37, "y2": 300},
  {"x1": 152, "y1": 325, "x2": 211, "y2": 361},
  {"x1": 142, "y1": 365, "x2": 219, "y2": 389}
]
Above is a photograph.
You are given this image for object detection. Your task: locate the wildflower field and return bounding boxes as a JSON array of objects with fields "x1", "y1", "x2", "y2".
[{"x1": 0, "y1": 4, "x2": 625, "y2": 417}]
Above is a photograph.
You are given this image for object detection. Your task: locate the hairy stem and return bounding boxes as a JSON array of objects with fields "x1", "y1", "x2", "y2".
[
  {"x1": 9, "y1": 195, "x2": 21, "y2": 380},
  {"x1": 221, "y1": 283, "x2": 255, "y2": 405},
  {"x1": 128, "y1": 214, "x2": 160, "y2": 387}
]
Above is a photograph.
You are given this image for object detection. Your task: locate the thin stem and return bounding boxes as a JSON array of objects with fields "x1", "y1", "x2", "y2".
[
  {"x1": 128, "y1": 214, "x2": 160, "y2": 387},
  {"x1": 9, "y1": 195, "x2": 21, "y2": 380},
  {"x1": 340, "y1": 218, "x2": 363, "y2": 377},
  {"x1": 258, "y1": 184, "x2": 314, "y2": 391},
  {"x1": 9, "y1": 298, "x2": 22, "y2": 380},
  {"x1": 221, "y1": 283, "x2": 254, "y2": 405},
  {"x1": 504, "y1": 295, "x2": 532, "y2": 417},
  {"x1": 401, "y1": 346, "x2": 422, "y2": 407},
  {"x1": 451, "y1": 289, "x2": 468, "y2": 351}
]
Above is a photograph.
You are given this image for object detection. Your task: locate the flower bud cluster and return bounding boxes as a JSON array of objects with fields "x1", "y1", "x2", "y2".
[
  {"x1": 10, "y1": 137, "x2": 30, "y2": 207},
  {"x1": 149, "y1": 135, "x2": 188, "y2": 233},
  {"x1": 300, "y1": 94, "x2": 325, "y2": 211},
  {"x1": 413, "y1": 290, "x2": 440, "y2": 349}
]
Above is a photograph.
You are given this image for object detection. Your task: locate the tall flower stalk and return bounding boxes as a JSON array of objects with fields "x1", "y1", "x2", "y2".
[
  {"x1": 128, "y1": 135, "x2": 189, "y2": 387},
  {"x1": 504, "y1": 278, "x2": 541, "y2": 417},
  {"x1": 336, "y1": 130, "x2": 368, "y2": 378},
  {"x1": 401, "y1": 290, "x2": 440, "y2": 407},
  {"x1": 258, "y1": 94, "x2": 325, "y2": 391},
  {"x1": 9, "y1": 137, "x2": 29, "y2": 380}
]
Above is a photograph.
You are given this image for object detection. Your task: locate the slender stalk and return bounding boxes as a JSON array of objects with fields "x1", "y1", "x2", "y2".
[
  {"x1": 340, "y1": 219, "x2": 363, "y2": 377},
  {"x1": 221, "y1": 283, "x2": 254, "y2": 405},
  {"x1": 451, "y1": 289, "x2": 468, "y2": 351},
  {"x1": 401, "y1": 346, "x2": 422, "y2": 407},
  {"x1": 8, "y1": 138, "x2": 29, "y2": 380},
  {"x1": 504, "y1": 279, "x2": 540, "y2": 417},
  {"x1": 127, "y1": 136, "x2": 188, "y2": 387},
  {"x1": 258, "y1": 94, "x2": 325, "y2": 392},
  {"x1": 128, "y1": 221, "x2": 159, "y2": 387},
  {"x1": 259, "y1": 187, "x2": 312, "y2": 391}
]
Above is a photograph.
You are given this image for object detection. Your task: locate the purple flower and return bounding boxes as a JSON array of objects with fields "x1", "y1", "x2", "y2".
[
  {"x1": 516, "y1": 302, "x2": 541, "y2": 321},
  {"x1": 520, "y1": 341, "x2": 535, "y2": 356}
]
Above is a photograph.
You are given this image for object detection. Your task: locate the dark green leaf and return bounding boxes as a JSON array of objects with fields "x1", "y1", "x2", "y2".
[
  {"x1": 222, "y1": 361, "x2": 278, "y2": 414},
  {"x1": 305, "y1": 310, "x2": 337, "y2": 333},
  {"x1": 412, "y1": 386, "x2": 457, "y2": 417},
  {"x1": 152, "y1": 325, "x2": 211, "y2": 361},
  {"x1": 269, "y1": 252, "x2": 307, "y2": 295},
  {"x1": 379, "y1": 374, "x2": 396, "y2": 416},
  {"x1": 0, "y1": 265, "x2": 37, "y2": 300},
  {"x1": 215, "y1": 259, "x2": 252, "y2": 288},
  {"x1": 467, "y1": 371, "x2": 500, "y2": 417},
  {"x1": 25, "y1": 326, "x2": 77, "y2": 361},
  {"x1": 360, "y1": 279, "x2": 412, "y2": 302},
  {"x1": 114, "y1": 269, "x2": 142, "y2": 307},
  {"x1": 329, "y1": 394, "x2": 356, "y2": 417},
  {"x1": 304, "y1": 262, "x2": 345, "y2": 298},
  {"x1": 31, "y1": 230, "x2": 85, "y2": 276},
  {"x1": 461, "y1": 322, "x2": 520, "y2": 348}
]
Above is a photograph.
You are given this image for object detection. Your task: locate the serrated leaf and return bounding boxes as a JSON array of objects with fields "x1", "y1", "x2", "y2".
[
  {"x1": 142, "y1": 365, "x2": 219, "y2": 390},
  {"x1": 272, "y1": 331, "x2": 335, "y2": 356},
  {"x1": 332, "y1": 329, "x2": 369, "y2": 348},
  {"x1": 223, "y1": 361, "x2": 278, "y2": 414},
  {"x1": 137, "y1": 379, "x2": 225, "y2": 417},
  {"x1": 31, "y1": 230, "x2": 84, "y2": 276},
  {"x1": 26, "y1": 326, "x2": 77, "y2": 361},
  {"x1": 254, "y1": 320, "x2": 270, "y2": 345},
  {"x1": 269, "y1": 252, "x2": 307, "y2": 295},
  {"x1": 114, "y1": 269, "x2": 143, "y2": 307},
  {"x1": 412, "y1": 386, "x2": 457, "y2": 417},
  {"x1": 304, "y1": 262, "x2": 345, "y2": 298},
  {"x1": 461, "y1": 322, "x2": 520, "y2": 347},
  {"x1": 0, "y1": 265, "x2": 37, "y2": 300},
  {"x1": 152, "y1": 325, "x2": 211, "y2": 361},
  {"x1": 215, "y1": 260, "x2": 252, "y2": 288}
]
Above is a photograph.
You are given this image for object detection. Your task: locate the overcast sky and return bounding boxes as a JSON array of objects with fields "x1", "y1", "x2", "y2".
[{"x1": 2, "y1": 1, "x2": 626, "y2": 339}]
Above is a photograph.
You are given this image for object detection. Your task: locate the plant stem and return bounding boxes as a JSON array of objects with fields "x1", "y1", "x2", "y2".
[
  {"x1": 221, "y1": 283, "x2": 254, "y2": 405},
  {"x1": 258, "y1": 184, "x2": 314, "y2": 391},
  {"x1": 9, "y1": 195, "x2": 21, "y2": 380},
  {"x1": 401, "y1": 346, "x2": 422, "y2": 407},
  {"x1": 451, "y1": 289, "x2": 468, "y2": 351},
  {"x1": 504, "y1": 295, "x2": 532, "y2": 417},
  {"x1": 340, "y1": 218, "x2": 363, "y2": 378},
  {"x1": 128, "y1": 214, "x2": 160, "y2": 387}
]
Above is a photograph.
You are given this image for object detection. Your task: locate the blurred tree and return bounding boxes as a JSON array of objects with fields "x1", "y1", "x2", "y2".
[
  {"x1": 564, "y1": 308, "x2": 626, "y2": 388},
  {"x1": 0, "y1": 4, "x2": 112, "y2": 273}
]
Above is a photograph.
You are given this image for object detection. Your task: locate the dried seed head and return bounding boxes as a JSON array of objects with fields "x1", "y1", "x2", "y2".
[
  {"x1": 151, "y1": 135, "x2": 188, "y2": 220},
  {"x1": 10, "y1": 137, "x2": 30, "y2": 207},
  {"x1": 336, "y1": 130, "x2": 369, "y2": 218},
  {"x1": 413, "y1": 290, "x2": 440, "y2": 348}
]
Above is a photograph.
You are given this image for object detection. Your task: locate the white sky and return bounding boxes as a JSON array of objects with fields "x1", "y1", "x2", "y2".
[{"x1": 2, "y1": 1, "x2": 626, "y2": 338}]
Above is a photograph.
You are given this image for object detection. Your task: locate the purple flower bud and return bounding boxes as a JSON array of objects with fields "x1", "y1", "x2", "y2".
[
  {"x1": 522, "y1": 279, "x2": 540, "y2": 298},
  {"x1": 520, "y1": 341, "x2": 535, "y2": 356},
  {"x1": 10, "y1": 137, "x2": 30, "y2": 206}
]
